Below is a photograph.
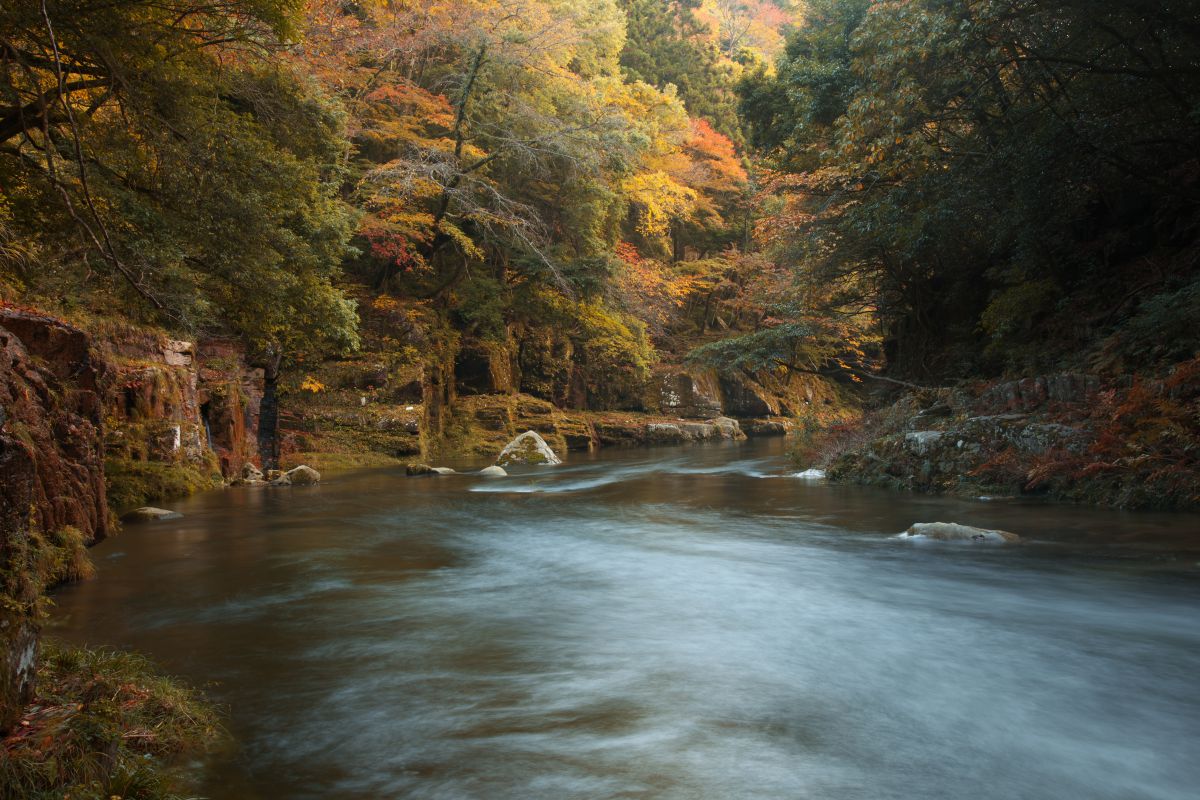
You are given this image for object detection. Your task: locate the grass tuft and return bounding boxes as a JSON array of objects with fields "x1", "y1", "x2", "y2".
[{"x1": 1, "y1": 640, "x2": 224, "y2": 800}]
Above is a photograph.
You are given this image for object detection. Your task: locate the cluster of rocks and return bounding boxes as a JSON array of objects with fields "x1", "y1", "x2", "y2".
[
  {"x1": 825, "y1": 373, "x2": 1103, "y2": 498},
  {"x1": 231, "y1": 463, "x2": 321, "y2": 487}
]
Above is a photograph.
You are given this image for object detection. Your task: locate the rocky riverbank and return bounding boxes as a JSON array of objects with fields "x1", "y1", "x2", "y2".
[{"x1": 806, "y1": 363, "x2": 1200, "y2": 510}]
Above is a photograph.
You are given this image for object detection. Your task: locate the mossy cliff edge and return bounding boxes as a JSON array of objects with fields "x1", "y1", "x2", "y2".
[{"x1": 0, "y1": 308, "x2": 218, "y2": 798}]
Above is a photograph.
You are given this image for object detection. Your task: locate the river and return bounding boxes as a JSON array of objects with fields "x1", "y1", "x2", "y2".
[{"x1": 48, "y1": 438, "x2": 1200, "y2": 800}]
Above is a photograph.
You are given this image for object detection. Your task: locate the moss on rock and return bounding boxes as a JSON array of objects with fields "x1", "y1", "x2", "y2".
[{"x1": 104, "y1": 458, "x2": 222, "y2": 514}]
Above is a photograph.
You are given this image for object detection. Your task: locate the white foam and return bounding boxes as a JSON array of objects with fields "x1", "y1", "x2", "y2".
[{"x1": 790, "y1": 469, "x2": 827, "y2": 480}]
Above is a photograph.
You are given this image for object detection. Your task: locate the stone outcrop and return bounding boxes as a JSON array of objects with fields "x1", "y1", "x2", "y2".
[
  {"x1": 741, "y1": 419, "x2": 791, "y2": 437},
  {"x1": 659, "y1": 372, "x2": 723, "y2": 419},
  {"x1": 976, "y1": 373, "x2": 1102, "y2": 414},
  {"x1": 455, "y1": 339, "x2": 518, "y2": 396},
  {"x1": 652, "y1": 368, "x2": 840, "y2": 427},
  {"x1": 819, "y1": 369, "x2": 1200, "y2": 509},
  {"x1": 1, "y1": 308, "x2": 109, "y2": 732},
  {"x1": 644, "y1": 417, "x2": 746, "y2": 444},
  {"x1": 827, "y1": 408, "x2": 1091, "y2": 497},
  {"x1": 99, "y1": 326, "x2": 265, "y2": 510}
]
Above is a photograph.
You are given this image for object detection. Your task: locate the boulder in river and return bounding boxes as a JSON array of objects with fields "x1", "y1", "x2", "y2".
[
  {"x1": 285, "y1": 465, "x2": 321, "y2": 485},
  {"x1": 477, "y1": 465, "x2": 507, "y2": 477},
  {"x1": 497, "y1": 430, "x2": 562, "y2": 466},
  {"x1": 121, "y1": 506, "x2": 183, "y2": 523},
  {"x1": 242, "y1": 463, "x2": 264, "y2": 482},
  {"x1": 897, "y1": 522, "x2": 1021, "y2": 543},
  {"x1": 407, "y1": 463, "x2": 456, "y2": 476}
]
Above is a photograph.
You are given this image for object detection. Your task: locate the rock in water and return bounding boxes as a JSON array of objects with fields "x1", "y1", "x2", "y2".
[
  {"x1": 242, "y1": 462, "x2": 264, "y2": 481},
  {"x1": 477, "y1": 465, "x2": 508, "y2": 477},
  {"x1": 897, "y1": 522, "x2": 1021, "y2": 543},
  {"x1": 284, "y1": 465, "x2": 321, "y2": 485},
  {"x1": 407, "y1": 463, "x2": 456, "y2": 476},
  {"x1": 792, "y1": 469, "x2": 826, "y2": 480},
  {"x1": 497, "y1": 430, "x2": 562, "y2": 466},
  {"x1": 121, "y1": 507, "x2": 183, "y2": 522},
  {"x1": 711, "y1": 416, "x2": 745, "y2": 440}
]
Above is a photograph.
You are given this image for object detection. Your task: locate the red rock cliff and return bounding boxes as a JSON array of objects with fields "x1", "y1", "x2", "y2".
[{"x1": 0, "y1": 307, "x2": 109, "y2": 731}]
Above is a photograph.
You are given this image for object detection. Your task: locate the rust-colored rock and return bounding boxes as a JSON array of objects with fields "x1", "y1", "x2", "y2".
[{"x1": 1, "y1": 309, "x2": 109, "y2": 732}]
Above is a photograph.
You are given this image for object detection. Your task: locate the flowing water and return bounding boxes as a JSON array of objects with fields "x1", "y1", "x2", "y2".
[{"x1": 49, "y1": 439, "x2": 1200, "y2": 800}]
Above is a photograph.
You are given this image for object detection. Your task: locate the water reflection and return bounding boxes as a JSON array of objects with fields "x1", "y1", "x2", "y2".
[{"x1": 49, "y1": 439, "x2": 1200, "y2": 799}]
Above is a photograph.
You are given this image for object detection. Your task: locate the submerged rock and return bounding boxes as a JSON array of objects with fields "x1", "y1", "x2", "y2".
[
  {"x1": 897, "y1": 522, "x2": 1021, "y2": 543},
  {"x1": 497, "y1": 430, "x2": 562, "y2": 466},
  {"x1": 477, "y1": 465, "x2": 507, "y2": 477},
  {"x1": 121, "y1": 507, "x2": 183, "y2": 522}
]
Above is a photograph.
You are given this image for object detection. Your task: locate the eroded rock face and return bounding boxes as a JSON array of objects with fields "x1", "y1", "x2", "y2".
[
  {"x1": 659, "y1": 373, "x2": 723, "y2": 419},
  {"x1": 0, "y1": 313, "x2": 109, "y2": 545},
  {"x1": 455, "y1": 339, "x2": 517, "y2": 396},
  {"x1": 1, "y1": 310, "x2": 109, "y2": 731},
  {"x1": 497, "y1": 430, "x2": 563, "y2": 466},
  {"x1": 103, "y1": 333, "x2": 263, "y2": 484},
  {"x1": 717, "y1": 374, "x2": 774, "y2": 417}
]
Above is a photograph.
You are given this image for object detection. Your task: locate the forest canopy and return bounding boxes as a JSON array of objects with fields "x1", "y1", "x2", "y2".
[{"x1": 2, "y1": 0, "x2": 1197, "y2": 383}]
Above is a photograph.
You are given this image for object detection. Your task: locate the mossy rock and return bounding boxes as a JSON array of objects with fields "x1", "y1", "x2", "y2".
[{"x1": 496, "y1": 430, "x2": 562, "y2": 466}]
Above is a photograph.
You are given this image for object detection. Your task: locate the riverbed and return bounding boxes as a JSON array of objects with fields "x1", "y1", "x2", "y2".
[{"x1": 49, "y1": 438, "x2": 1200, "y2": 799}]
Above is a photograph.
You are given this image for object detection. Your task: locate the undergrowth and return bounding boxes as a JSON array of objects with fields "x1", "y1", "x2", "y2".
[
  {"x1": 1025, "y1": 357, "x2": 1200, "y2": 508},
  {"x1": 0, "y1": 641, "x2": 224, "y2": 800}
]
